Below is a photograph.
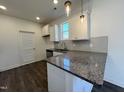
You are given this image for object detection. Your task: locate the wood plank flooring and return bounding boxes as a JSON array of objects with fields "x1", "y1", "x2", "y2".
[
  {"x1": 0, "y1": 61, "x2": 124, "y2": 92},
  {"x1": 0, "y1": 61, "x2": 48, "y2": 92}
]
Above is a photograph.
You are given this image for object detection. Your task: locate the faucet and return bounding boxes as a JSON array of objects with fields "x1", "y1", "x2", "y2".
[{"x1": 60, "y1": 41, "x2": 67, "y2": 50}]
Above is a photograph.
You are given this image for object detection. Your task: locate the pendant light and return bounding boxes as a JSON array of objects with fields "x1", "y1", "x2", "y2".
[
  {"x1": 64, "y1": 0, "x2": 72, "y2": 17},
  {"x1": 80, "y1": 0, "x2": 84, "y2": 23}
]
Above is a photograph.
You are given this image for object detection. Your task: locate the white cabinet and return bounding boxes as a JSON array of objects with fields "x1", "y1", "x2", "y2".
[
  {"x1": 65, "y1": 71, "x2": 93, "y2": 92},
  {"x1": 47, "y1": 63, "x2": 93, "y2": 92},
  {"x1": 42, "y1": 25, "x2": 50, "y2": 36},
  {"x1": 50, "y1": 24, "x2": 60, "y2": 42},
  {"x1": 47, "y1": 63, "x2": 65, "y2": 92},
  {"x1": 68, "y1": 13, "x2": 90, "y2": 40},
  {"x1": 49, "y1": 13, "x2": 90, "y2": 41},
  {"x1": 49, "y1": 26, "x2": 54, "y2": 41}
]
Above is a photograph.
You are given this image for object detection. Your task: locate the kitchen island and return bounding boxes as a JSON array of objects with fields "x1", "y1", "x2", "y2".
[{"x1": 45, "y1": 50, "x2": 107, "y2": 92}]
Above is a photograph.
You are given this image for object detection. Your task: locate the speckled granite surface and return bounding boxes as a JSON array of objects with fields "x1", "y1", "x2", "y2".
[{"x1": 46, "y1": 51, "x2": 107, "y2": 85}]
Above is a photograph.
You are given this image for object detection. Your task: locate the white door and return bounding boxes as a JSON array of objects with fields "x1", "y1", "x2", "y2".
[{"x1": 19, "y1": 31, "x2": 35, "y2": 63}]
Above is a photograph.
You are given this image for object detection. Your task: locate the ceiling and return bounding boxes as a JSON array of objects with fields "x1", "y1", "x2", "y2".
[{"x1": 0, "y1": 0, "x2": 81, "y2": 24}]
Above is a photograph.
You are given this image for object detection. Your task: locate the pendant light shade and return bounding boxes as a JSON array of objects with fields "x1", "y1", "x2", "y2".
[
  {"x1": 64, "y1": 1, "x2": 72, "y2": 17},
  {"x1": 80, "y1": 15, "x2": 84, "y2": 23}
]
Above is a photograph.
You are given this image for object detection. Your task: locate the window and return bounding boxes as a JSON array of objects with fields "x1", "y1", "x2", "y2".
[{"x1": 61, "y1": 22, "x2": 69, "y2": 40}]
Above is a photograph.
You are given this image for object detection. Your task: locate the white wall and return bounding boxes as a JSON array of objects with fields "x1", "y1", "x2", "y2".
[
  {"x1": 0, "y1": 14, "x2": 46, "y2": 71},
  {"x1": 91, "y1": 0, "x2": 124, "y2": 88}
]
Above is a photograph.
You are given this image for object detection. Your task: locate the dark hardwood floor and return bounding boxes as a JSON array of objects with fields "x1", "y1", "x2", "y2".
[
  {"x1": 0, "y1": 61, "x2": 124, "y2": 92},
  {"x1": 0, "y1": 61, "x2": 48, "y2": 92}
]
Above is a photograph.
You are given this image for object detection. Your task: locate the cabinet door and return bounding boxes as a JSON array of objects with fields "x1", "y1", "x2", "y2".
[
  {"x1": 68, "y1": 14, "x2": 82, "y2": 40},
  {"x1": 50, "y1": 25, "x2": 59, "y2": 42},
  {"x1": 42, "y1": 26, "x2": 45, "y2": 36},
  {"x1": 68, "y1": 13, "x2": 90, "y2": 40},
  {"x1": 42, "y1": 25, "x2": 50, "y2": 36},
  {"x1": 44, "y1": 25, "x2": 49, "y2": 35},
  {"x1": 47, "y1": 63, "x2": 65, "y2": 92},
  {"x1": 47, "y1": 63, "x2": 93, "y2": 92},
  {"x1": 50, "y1": 26, "x2": 55, "y2": 41},
  {"x1": 81, "y1": 14, "x2": 90, "y2": 40},
  {"x1": 64, "y1": 70, "x2": 93, "y2": 92}
]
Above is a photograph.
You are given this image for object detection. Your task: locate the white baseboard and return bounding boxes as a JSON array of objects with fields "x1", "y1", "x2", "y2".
[
  {"x1": 104, "y1": 77, "x2": 124, "y2": 88},
  {"x1": 0, "y1": 60, "x2": 42, "y2": 72}
]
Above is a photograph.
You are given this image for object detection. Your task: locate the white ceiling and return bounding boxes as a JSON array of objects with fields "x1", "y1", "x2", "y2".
[{"x1": 0, "y1": 0, "x2": 81, "y2": 24}]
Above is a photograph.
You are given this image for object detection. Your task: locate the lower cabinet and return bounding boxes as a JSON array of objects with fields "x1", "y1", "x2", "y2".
[{"x1": 47, "y1": 63, "x2": 93, "y2": 92}]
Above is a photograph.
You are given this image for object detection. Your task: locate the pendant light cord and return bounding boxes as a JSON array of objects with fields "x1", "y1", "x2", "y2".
[{"x1": 81, "y1": 0, "x2": 83, "y2": 14}]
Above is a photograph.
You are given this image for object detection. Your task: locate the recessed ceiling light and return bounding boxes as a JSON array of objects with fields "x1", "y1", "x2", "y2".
[
  {"x1": 53, "y1": 0, "x2": 58, "y2": 4},
  {"x1": 36, "y1": 17, "x2": 40, "y2": 21},
  {"x1": 0, "y1": 5, "x2": 7, "y2": 10}
]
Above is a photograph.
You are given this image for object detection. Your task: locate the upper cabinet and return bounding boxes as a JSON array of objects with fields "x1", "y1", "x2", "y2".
[
  {"x1": 42, "y1": 25, "x2": 50, "y2": 37},
  {"x1": 68, "y1": 13, "x2": 90, "y2": 40},
  {"x1": 48, "y1": 12, "x2": 90, "y2": 41},
  {"x1": 50, "y1": 24, "x2": 60, "y2": 42}
]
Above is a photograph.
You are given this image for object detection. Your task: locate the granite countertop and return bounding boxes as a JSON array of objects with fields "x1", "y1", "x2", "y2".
[
  {"x1": 46, "y1": 51, "x2": 107, "y2": 85},
  {"x1": 46, "y1": 48, "x2": 69, "y2": 53}
]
